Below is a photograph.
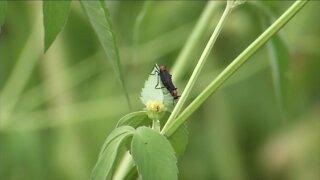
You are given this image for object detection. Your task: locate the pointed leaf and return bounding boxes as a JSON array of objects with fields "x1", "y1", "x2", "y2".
[
  {"x1": 131, "y1": 127, "x2": 178, "y2": 180},
  {"x1": 266, "y1": 36, "x2": 288, "y2": 111},
  {"x1": 80, "y1": 0, "x2": 130, "y2": 107},
  {"x1": 251, "y1": 2, "x2": 289, "y2": 114},
  {"x1": 140, "y1": 64, "x2": 174, "y2": 112},
  {"x1": 0, "y1": 0, "x2": 7, "y2": 26},
  {"x1": 91, "y1": 126, "x2": 135, "y2": 180},
  {"x1": 43, "y1": 0, "x2": 72, "y2": 51}
]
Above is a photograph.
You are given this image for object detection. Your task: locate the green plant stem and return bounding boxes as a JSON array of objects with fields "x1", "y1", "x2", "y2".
[
  {"x1": 152, "y1": 119, "x2": 160, "y2": 132},
  {"x1": 162, "y1": 0, "x2": 308, "y2": 137},
  {"x1": 171, "y1": 1, "x2": 222, "y2": 81},
  {"x1": 113, "y1": 151, "x2": 136, "y2": 180},
  {"x1": 162, "y1": 1, "x2": 235, "y2": 135}
]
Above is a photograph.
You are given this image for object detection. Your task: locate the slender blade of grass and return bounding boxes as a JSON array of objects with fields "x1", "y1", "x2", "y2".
[
  {"x1": 132, "y1": 1, "x2": 153, "y2": 62},
  {"x1": 253, "y1": 2, "x2": 290, "y2": 119},
  {"x1": 266, "y1": 34, "x2": 289, "y2": 118}
]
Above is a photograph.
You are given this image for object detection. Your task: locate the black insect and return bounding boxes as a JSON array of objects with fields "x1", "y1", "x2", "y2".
[{"x1": 151, "y1": 65, "x2": 180, "y2": 100}]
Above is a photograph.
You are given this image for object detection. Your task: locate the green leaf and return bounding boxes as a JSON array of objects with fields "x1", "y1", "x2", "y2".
[
  {"x1": 0, "y1": 0, "x2": 7, "y2": 26},
  {"x1": 117, "y1": 111, "x2": 150, "y2": 128},
  {"x1": 266, "y1": 35, "x2": 288, "y2": 112},
  {"x1": 131, "y1": 127, "x2": 178, "y2": 180},
  {"x1": 159, "y1": 113, "x2": 188, "y2": 156},
  {"x1": 80, "y1": 0, "x2": 131, "y2": 107},
  {"x1": 251, "y1": 1, "x2": 289, "y2": 115},
  {"x1": 168, "y1": 123, "x2": 188, "y2": 156},
  {"x1": 116, "y1": 111, "x2": 171, "y2": 129},
  {"x1": 140, "y1": 64, "x2": 175, "y2": 112},
  {"x1": 43, "y1": 0, "x2": 72, "y2": 51},
  {"x1": 132, "y1": 1, "x2": 153, "y2": 62},
  {"x1": 116, "y1": 111, "x2": 189, "y2": 156},
  {"x1": 91, "y1": 126, "x2": 135, "y2": 180}
]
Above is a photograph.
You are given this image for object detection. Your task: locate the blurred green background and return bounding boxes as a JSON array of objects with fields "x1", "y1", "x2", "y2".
[{"x1": 1, "y1": 1, "x2": 319, "y2": 180}]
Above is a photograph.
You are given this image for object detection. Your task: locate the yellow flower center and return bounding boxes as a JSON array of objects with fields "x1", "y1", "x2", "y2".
[{"x1": 146, "y1": 101, "x2": 166, "y2": 112}]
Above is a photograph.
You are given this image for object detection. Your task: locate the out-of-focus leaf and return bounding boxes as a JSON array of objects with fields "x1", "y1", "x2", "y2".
[
  {"x1": 91, "y1": 126, "x2": 135, "y2": 180},
  {"x1": 251, "y1": 2, "x2": 289, "y2": 115},
  {"x1": 266, "y1": 36, "x2": 288, "y2": 111},
  {"x1": 43, "y1": 0, "x2": 72, "y2": 51},
  {"x1": 132, "y1": 1, "x2": 153, "y2": 62},
  {"x1": 131, "y1": 127, "x2": 178, "y2": 180},
  {"x1": 80, "y1": 0, "x2": 131, "y2": 107},
  {"x1": 0, "y1": 0, "x2": 7, "y2": 27},
  {"x1": 168, "y1": 123, "x2": 188, "y2": 156},
  {"x1": 117, "y1": 111, "x2": 150, "y2": 128}
]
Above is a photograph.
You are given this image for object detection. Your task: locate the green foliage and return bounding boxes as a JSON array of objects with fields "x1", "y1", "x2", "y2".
[
  {"x1": 1, "y1": 1, "x2": 315, "y2": 180},
  {"x1": 92, "y1": 109, "x2": 184, "y2": 179},
  {"x1": 131, "y1": 127, "x2": 178, "y2": 180},
  {"x1": 267, "y1": 36, "x2": 289, "y2": 113},
  {"x1": 132, "y1": 1, "x2": 153, "y2": 62},
  {"x1": 117, "y1": 111, "x2": 149, "y2": 128},
  {"x1": 0, "y1": 0, "x2": 7, "y2": 26},
  {"x1": 43, "y1": 0, "x2": 72, "y2": 51},
  {"x1": 250, "y1": 1, "x2": 289, "y2": 116},
  {"x1": 168, "y1": 123, "x2": 188, "y2": 156},
  {"x1": 91, "y1": 126, "x2": 135, "y2": 180},
  {"x1": 171, "y1": 1, "x2": 220, "y2": 81},
  {"x1": 80, "y1": 0, "x2": 130, "y2": 107},
  {"x1": 162, "y1": 1, "x2": 236, "y2": 135},
  {"x1": 162, "y1": 1, "x2": 308, "y2": 137},
  {"x1": 116, "y1": 111, "x2": 188, "y2": 156}
]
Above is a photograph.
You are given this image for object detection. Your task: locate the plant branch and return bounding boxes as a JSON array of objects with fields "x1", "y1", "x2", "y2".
[
  {"x1": 171, "y1": 1, "x2": 222, "y2": 81},
  {"x1": 162, "y1": 0, "x2": 308, "y2": 137},
  {"x1": 162, "y1": 1, "x2": 239, "y2": 135}
]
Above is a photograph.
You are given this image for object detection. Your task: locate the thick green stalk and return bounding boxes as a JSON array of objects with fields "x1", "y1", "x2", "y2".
[
  {"x1": 162, "y1": 0, "x2": 308, "y2": 137},
  {"x1": 162, "y1": 1, "x2": 237, "y2": 134}
]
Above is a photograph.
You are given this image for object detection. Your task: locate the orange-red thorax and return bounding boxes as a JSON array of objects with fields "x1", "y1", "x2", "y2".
[{"x1": 159, "y1": 66, "x2": 167, "y2": 71}]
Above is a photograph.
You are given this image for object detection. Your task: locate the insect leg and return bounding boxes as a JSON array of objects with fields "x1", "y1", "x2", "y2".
[
  {"x1": 163, "y1": 90, "x2": 169, "y2": 94},
  {"x1": 150, "y1": 65, "x2": 160, "y2": 75},
  {"x1": 155, "y1": 75, "x2": 165, "y2": 89}
]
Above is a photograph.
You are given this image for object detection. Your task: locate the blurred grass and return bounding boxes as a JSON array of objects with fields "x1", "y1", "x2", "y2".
[{"x1": 1, "y1": 1, "x2": 320, "y2": 180}]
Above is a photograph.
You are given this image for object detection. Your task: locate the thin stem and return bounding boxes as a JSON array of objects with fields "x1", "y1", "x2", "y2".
[
  {"x1": 162, "y1": 0, "x2": 308, "y2": 137},
  {"x1": 152, "y1": 119, "x2": 160, "y2": 132},
  {"x1": 162, "y1": 1, "x2": 236, "y2": 135},
  {"x1": 171, "y1": 1, "x2": 222, "y2": 81},
  {"x1": 113, "y1": 151, "x2": 136, "y2": 180}
]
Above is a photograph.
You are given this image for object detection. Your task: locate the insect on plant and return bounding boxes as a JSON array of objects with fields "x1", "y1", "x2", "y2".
[{"x1": 151, "y1": 65, "x2": 180, "y2": 101}]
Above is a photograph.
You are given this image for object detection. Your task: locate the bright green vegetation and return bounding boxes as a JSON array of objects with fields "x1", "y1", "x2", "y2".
[{"x1": 1, "y1": 1, "x2": 320, "y2": 180}]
